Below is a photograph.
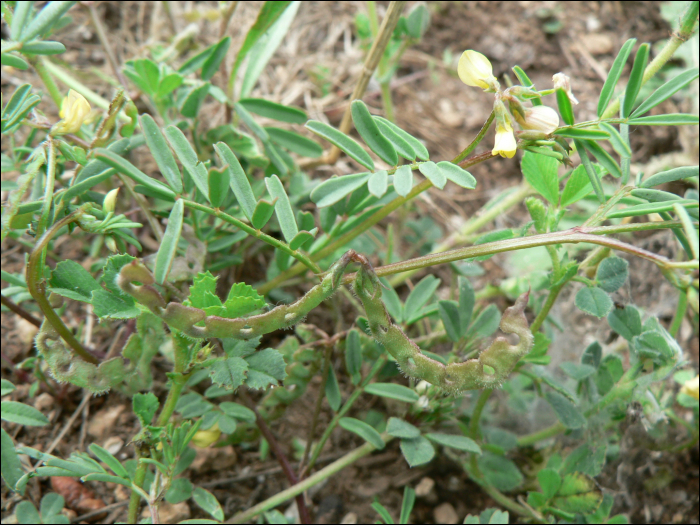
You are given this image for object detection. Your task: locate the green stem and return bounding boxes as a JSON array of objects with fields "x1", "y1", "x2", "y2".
[
  {"x1": 380, "y1": 81, "x2": 395, "y2": 122},
  {"x1": 127, "y1": 446, "x2": 149, "y2": 523},
  {"x1": 481, "y1": 484, "x2": 538, "y2": 519},
  {"x1": 226, "y1": 433, "x2": 394, "y2": 524},
  {"x1": 669, "y1": 288, "x2": 688, "y2": 338},
  {"x1": 452, "y1": 110, "x2": 495, "y2": 164},
  {"x1": 181, "y1": 199, "x2": 321, "y2": 274},
  {"x1": 468, "y1": 388, "x2": 493, "y2": 439},
  {"x1": 306, "y1": 355, "x2": 387, "y2": 471},
  {"x1": 529, "y1": 281, "x2": 565, "y2": 334},
  {"x1": 27, "y1": 56, "x2": 64, "y2": 108}
]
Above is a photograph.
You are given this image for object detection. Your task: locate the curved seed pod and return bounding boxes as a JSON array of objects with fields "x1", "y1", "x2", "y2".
[{"x1": 352, "y1": 262, "x2": 533, "y2": 393}]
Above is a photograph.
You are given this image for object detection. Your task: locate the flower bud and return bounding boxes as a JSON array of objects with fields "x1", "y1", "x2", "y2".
[
  {"x1": 681, "y1": 375, "x2": 699, "y2": 400},
  {"x1": 105, "y1": 236, "x2": 118, "y2": 253},
  {"x1": 52, "y1": 89, "x2": 91, "y2": 135},
  {"x1": 458, "y1": 50, "x2": 499, "y2": 92},
  {"x1": 102, "y1": 188, "x2": 119, "y2": 214},
  {"x1": 552, "y1": 73, "x2": 579, "y2": 105},
  {"x1": 492, "y1": 100, "x2": 517, "y2": 159},
  {"x1": 192, "y1": 424, "x2": 222, "y2": 448},
  {"x1": 520, "y1": 105, "x2": 560, "y2": 134}
]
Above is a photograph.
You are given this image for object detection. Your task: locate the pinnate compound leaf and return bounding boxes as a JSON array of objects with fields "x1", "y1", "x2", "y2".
[
  {"x1": 155, "y1": 199, "x2": 184, "y2": 285},
  {"x1": 251, "y1": 200, "x2": 276, "y2": 229},
  {"x1": 596, "y1": 257, "x2": 628, "y2": 293},
  {"x1": 306, "y1": 120, "x2": 374, "y2": 170},
  {"x1": 521, "y1": 151, "x2": 559, "y2": 204},
  {"x1": 598, "y1": 122, "x2": 631, "y2": 158},
  {"x1": 581, "y1": 139, "x2": 622, "y2": 179},
  {"x1": 575, "y1": 287, "x2": 613, "y2": 318},
  {"x1": 351, "y1": 100, "x2": 397, "y2": 166},
  {"x1": 553, "y1": 128, "x2": 609, "y2": 140},
  {"x1": 544, "y1": 391, "x2": 586, "y2": 429},
  {"x1": 597, "y1": 38, "x2": 636, "y2": 117},
  {"x1": 387, "y1": 417, "x2": 421, "y2": 438},
  {"x1": 21, "y1": 1, "x2": 75, "y2": 43},
  {"x1": 552, "y1": 473, "x2": 603, "y2": 515},
  {"x1": 574, "y1": 139, "x2": 604, "y2": 203},
  {"x1": 364, "y1": 383, "x2": 419, "y2": 403},
  {"x1": 310, "y1": 172, "x2": 371, "y2": 207},
  {"x1": 418, "y1": 161, "x2": 446, "y2": 189},
  {"x1": 374, "y1": 117, "x2": 429, "y2": 160},
  {"x1": 425, "y1": 433, "x2": 481, "y2": 453},
  {"x1": 400, "y1": 436, "x2": 435, "y2": 467},
  {"x1": 1, "y1": 401, "x2": 49, "y2": 426},
  {"x1": 339, "y1": 417, "x2": 385, "y2": 450}
]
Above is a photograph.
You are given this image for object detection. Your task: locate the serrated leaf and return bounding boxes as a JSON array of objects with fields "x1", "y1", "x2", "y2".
[
  {"x1": 560, "y1": 164, "x2": 594, "y2": 206},
  {"x1": 351, "y1": 100, "x2": 397, "y2": 166},
  {"x1": 133, "y1": 392, "x2": 159, "y2": 427},
  {"x1": 387, "y1": 417, "x2": 421, "y2": 438},
  {"x1": 245, "y1": 348, "x2": 287, "y2": 389},
  {"x1": 596, "y1": 257, "x2": 628, "y2": 293},
  {"x1": 598, "y1": 38, "x2": 636, "y2": 117},
  {"x1": 339, "y1": 417, "x2": 385, "y2": 449},
  {"x1": 223, "y1": 282, "x2": 266, "y2": 318},
  {"x1": 552, "y1": 473, "x2": 603, "y2": 514},
  {"x1": 209, "y1": 357, "x2": 248, "y2": 390},
  {"x1": 219, "y1": 402, "x2": 256, "y2": 423},
  {"x1": 575, "y1": 287, "x2": 612, "y2": 318},
  {"x1": 310, "y1": 172, "x2": 371, "y2": 207},
  {"x1": 306, "y1": 120, "x2": 374, "y2": 170},
  {"x1": 521, "y1": 151, "x2": 559, "y2": 204},
  {"x1": 400, "y1": 436, "x2": 435, "y2": 467},
  {"x1": 91, "y1": 289, "x2": 140, "y2": 319},
  {"x1": 364, "y1": 383, "x2": 419, "y2": 403},
  {"x1": 425, "y1": 433, "x2": 481, "y2": 453},
  {"x1": 544, "y1": 391, "x2": 586, "y2": 429},
  {"x1": 561, "y1": 443, "x2": 606, "y2": 477},
  {"x1": 418, "y1": 161, "x2": 446, "y2": 189}
]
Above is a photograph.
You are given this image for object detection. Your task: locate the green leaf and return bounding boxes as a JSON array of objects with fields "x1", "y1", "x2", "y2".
[
  {"x1": 437, "y1": 161, "x2": 476, "y2": 189},
  {"x1": 1, "y1": 401, "x2": 49, "y2": 426},
  {"x1": 399, "y1": 486, "x2": 416, "y2": 525},
  {"x1": 15, "y1": 501, "x2": 40, "y2": 524},
  {"x1": 11, "y1": 1, "x2": 33, "y2": 41},
  {"x1": 538, "y1": 468, "x2": 562, "y2": 499},
  {"x1": 93, "y1": 148, "x2": 176, "y2": 201},
  {"x1": 21, "y1": 1, "x2": 75, "y2": 43},
  {"x1": 306, "y1": 120, "x2": 374, "y2": 170},
  {"x1": 240, "y1": 2, "x2": 300, "y2": 98},
  {"x1": 325, "y1": 366, "x2": 341, "y2": 411},
  {"x1": 201, "y1": 37, "x2": 231, "y2": 81},
  {"x1": 165, "y1": 478, "x2": 193, "y2": 504},
  {"x1": 1, "y1": 53, "x2": 29, "y2": 70},
  {"x1": 140, "y1": 115, "x2": 182, "y2": 193},
  {"x1": 640, "y1": 166, "x2": 699, "y2": 188},
  {"x1": 209, "y1": 357, "x2": 248, "y2": 390},
  {"x1": 553, "y1": 128, "x2": 609, "y2": 140},
  {"x1": 180, "y1": 82, "x2": 211, "y2": 118},
  {"x1": 472, "y1": 304, "x2": 501, "y2": 337},
  {"x1": 596, "y1": 257, "x2": 628, "y2": 293},
  {"x1": 88, "y1": 444, "x2": 128, "y2": 478},
  {"x1": 231, "y1": 2, "x2": 292, "y2": 84},
  {"x1": 544, "y1": 391, "x2": 586, "y2": 429},
  {"x1": 154, "y1": 199, "x2": 184, "y2": 285},
  {"x1": 598, "y1": 123, "x2": 631, "y2": 158},
  {"x1": 157, "y1": 73, "x2": 183, "y2": 99},
  {"x1": 556, "y1": 88, "x2": 574, "y2": 125},
  {"x1": 289, "y1": 229, "x2": 316, "y2": 251},
  {"x1": 513, "y1": 66, "x2": 542, "y2": 105},
  {"x1": 251, "y1": 200, "x2": 276, "y2": 230},
  {"x1": 1, "y1": 428, "x2": 24, "y2": 492},
  {"x1": 581, "y1": 139, "x2": 621, "y2": 179},
  {"x1": 404, "y1": 275, "x2": 440, "y2": 322},
  {"x1": 264, "y1": 175, "x2": 298, "y2": 243},
  {"x1": 20, "y1": 41, "x2": 66, "y2": 55},
  {"x1": 438, "y1": 300, "x2": 462, "y2": 342},
  {"x1": 193, "y1": 487, "x2": 224, "y2": 521},
  {"x1": 1, "y1": 379, "x2": 15, "y2": 396},
  {"x1": 559, "y1": 362, "x2": 596, "y2": 381},
  {"x1": 40, "y1": 493, "x2": 65, "y2": 519},
  {"x1": 400, "y1": 436, "x2": 435, "y2": 467},
  {"x1": 345, "y1": 329, "x2": 363, "y2": 385},
  {"x1": 213, "y1": 142, "x2": 257, "y2": 221},
  {"x1": 626, "y1": 113, "x2": 699, "y2": 126},
  {"x1": 622, "y1": 43, "x2": 649, "y2": 118},
  {"x1": 418, "y1": 161, "x2": 446, "y2": 189},
  {"x1": 425, "y1": 433, "x2": 481, "y2": 453},
  {"x1": 387, "y1": 417, "x2": 421, "y2": 438},
  {"x1": 374, "y1": 118, "x2": 416, "y2": 161},
  {"x1": 49, "y1": 260, "x2": 101, "y2": 302},
  {"x1": 521, "y1": 151, "x2": 559, "y2": 204},
  {"x1": 368, "y1": 169, "x2": 388, "y2": 198},
  {"x1": 552, "y1": 473, "x2": 603, "y2": 514},
  {"x1": 406, "y1": 3, "x2": 430, "y2": 38},
  {"x1": 208, "y1": 166, "x2": 229, "y2": 208},
  {"x1": 575, "y1": 287, "x2": 612, "y2": 318},
  {"x1": 574, "y1": 140, "x2": 604, "y2": 203},
  {"x1": 351, "y1": 100, "x2": 398, "y2": 166},
  {"x1": 238, "y1": 98, "x2": 306, "y2": 124},
  {"x1": 598, "y1": 38, "x2": 636, "y2": 117},
  {"x1": 373, "y1": 117, "x2": 429, "y2": 160},
  {"x1": 372, "y1": 501, "x2": 394, "y2": 525},
  {"x1": 339, "y1": 417, "x2": 385, "y2": 449},
  {"x1": 364, "y1": 383, "x2": 419, "y2": 403},
  {"x1": 478, "y1": 453, "x2": 523, "y2": 492},
  {"x1": 310, "y1": 172, "x2": 371, "y2": 207},
  {"x1": 220, "y1": 402, "x2": 256, "y2": 423},
  {"x1": 245, "y1": 348, "x2": 287, "y2": 389},
  {"x1": 606, "y1": 200, "x2": 697, "y2": 219},
  {"x1": 561, "y1": 443, "x2": 606, "y2": 477},
  {"x1": 393, "y1": 165, "x2": 413, "y2": 197},
  {"x1": 458, "y1": 277, "x2": 475, "y2": 333},
  {"x1": 265, "y1": 127, "x2": 322, "y2": 158},
  {"x1": 133, "y1": 392, "x2": 159, "y2": 427},
  {"x1": 164, "y1": 125, "x2": 209, "y2": 197}
]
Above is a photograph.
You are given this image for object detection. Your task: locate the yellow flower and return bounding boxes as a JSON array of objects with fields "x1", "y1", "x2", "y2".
[
  {"x1": 191, "y1": 424, "x2": 222, "y2": 448},
  {"x1": 458, "y1": 50, "x2": 499, "y2": 92},
  {"x1": 681, "y1": 375, "x2": 699, "y2": 400},
  {"x1": 52, "y1": 89, "x2": 91, "y2": 135},
  {"x1": 521, "y1": 105, "x2": 560, "y2": 134},
  {"x1": 492, "y1": 120, "x2": 517, "y2": 158}
]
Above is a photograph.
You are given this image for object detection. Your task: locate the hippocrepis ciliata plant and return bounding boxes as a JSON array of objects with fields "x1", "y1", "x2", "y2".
[{"x1": 1, "y1": 1, "x2": 699, "y2": 524}]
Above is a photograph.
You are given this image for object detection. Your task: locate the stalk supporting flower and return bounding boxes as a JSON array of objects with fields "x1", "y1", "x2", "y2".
[
  {"x1": 51, "y1": 89, "x2": 91, "y2": 136},
  {"x1": 458, "y1": 50, "x2": 500, "y2": 92}
]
